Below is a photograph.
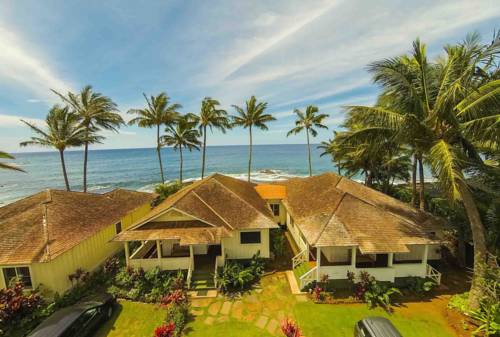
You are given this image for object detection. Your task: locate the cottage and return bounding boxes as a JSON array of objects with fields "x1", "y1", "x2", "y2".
[{"x1": 0, "y1": 189, "x2": 155, "y2": 294}]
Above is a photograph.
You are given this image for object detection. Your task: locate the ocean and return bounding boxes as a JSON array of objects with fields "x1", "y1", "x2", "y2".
[{"x1": 0, "y1": 144, "x2": 350, "y2": 206}]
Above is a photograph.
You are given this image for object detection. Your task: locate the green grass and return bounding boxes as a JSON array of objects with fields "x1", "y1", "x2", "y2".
[
  {"x1": 95, "y1": 273, "x2": 458, "y2": 337},
  {"x1": 94, "y1": 301, "x2": 166, "y2": 337}
]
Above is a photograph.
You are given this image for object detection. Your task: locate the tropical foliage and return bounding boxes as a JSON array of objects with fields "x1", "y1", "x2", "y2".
[
  {"x1": 347, "y1": 271, "x2": 401, "y2": 309},
  {"x1": 334, "y1": 33, "x2": 500, "y2": 309},
  {"x1": 217, "y1": 252, "x2": 265, "y2": 292},
  {"x1": 287, "y1": 105, "x2": 328, "y2": 176},
  {"x1": 0, "y1": 151, "x2": 24, "y2": 172},
  {"x1": 53, "y1": 85, "x2": 123, "y2": 192},
  {"x1": 20, "y1": 106, "x2": 91, "y2": 190},
  {"x1": 193, "y1": 97, "x2": 231, "y2": 178},
  {"x1": 161, "y1": 115, "x2": 201, "y2": 183},
  {"x1": 128, "y1": 93, "x2": 181, "y2": 183},
  {"x1": 232, "y1": 96, "x2": 275, "y2": 181}
]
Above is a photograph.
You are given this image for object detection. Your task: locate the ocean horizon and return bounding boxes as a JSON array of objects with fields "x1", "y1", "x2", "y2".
[{"x1": 0, "y1": 144, "x2": 349, "y2": 206}]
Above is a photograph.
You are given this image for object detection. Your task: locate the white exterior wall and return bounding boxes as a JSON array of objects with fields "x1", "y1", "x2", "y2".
[
  {"x1": 286, "y1": 212, "x2": 308, "y2": 252},
  {"x1": 222, "y1": 229, "x2": 270, "y2": 259},
  {"x1": 129, "y1": 256, "x2": 190, "y2": 271}
]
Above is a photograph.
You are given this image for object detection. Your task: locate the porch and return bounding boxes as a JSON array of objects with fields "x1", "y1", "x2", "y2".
[
  {"x1": 292, "y1": 244, "x2": 441, "y2": 290},
  {"x1": 124, "y1": 240, "x2": 223, "y2": 289}
]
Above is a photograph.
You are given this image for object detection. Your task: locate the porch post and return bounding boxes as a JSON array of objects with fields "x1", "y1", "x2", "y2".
[
  {"x1": 388, "y1": 253, "x2": 394, "y2": 267},
  {"x1": 156, "y1": 240, "x2": 162, "y2": 261},
  {"x1": 316, "y1": 247, "x2": 321, "y2": 281},
  {"x1": 351, "y1": 246, "x2": 357, "y2": 268},
  {"x1": 124, "y1": 242, "x2": 130, "y2": 267},
  {"x1": 422, "y1": 244, "x2": 429, "y2": 266},
  {"x1": 189, "y1": 245, "x2": 194, "y2": 271}
]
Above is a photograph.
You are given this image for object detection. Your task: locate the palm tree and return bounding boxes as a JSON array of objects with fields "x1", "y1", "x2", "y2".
[
  {"x1": 342, "y1": 35, "x2": 500, "y2": 309},
  {"x1": 128, "y1": 93, "x2": 181, "y2": 183},
  {"x1": 161, "y1": 115, "x2": 201, "y2": 183},
  {"x1": 287, "y1": 105, "x2": 328, "y2": 176},
  {"x1": 194, "y1": 97, "x2": 230, "y2": 179},
  {"x1": 52, "y1": 85, "x2": 123, "y2": 192},
  {"x1": 0, "y1": 151, "x2": 25, "y2": 172},
  {"x1": 20, "y1": 106, "x2": 90, "y2": 190},
  {"x1": 231, "y1": 96, "x2": 275, "y2": 181}
]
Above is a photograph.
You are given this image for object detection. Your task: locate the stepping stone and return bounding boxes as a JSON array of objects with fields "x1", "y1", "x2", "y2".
[
  {"x1": 255, "y1": 288, "x2": 263, "y2": 293},
  {"x1": 255, "y1": 315, "x2": 269, "y2": 329},
  {"x1": 216, "y1": 316, "x2": 229, "y2": 323},
  {"x1": 191, "y1": 308, "x2": 204, "y2": 316},
  {"x1": 296, "y1": 295, "x2": 308, "y2": 302},
  {"x1": 220, "y1": 301, "x2": 232, "y2": 315},
  {"x1": 204, "y1": 316, "x2": 215, "y2": 325},
  {"x1": 208, "y1": 301, "x2": 222, "y2": 316},
  {"x1": 231, "y1": 301, "x2": 244, "y2": 320},
  {"x1": 191, "y1": 298, "x2": 212, "y2": 307},
  {"x1": 266, "y1": 318, "x2": 280, "y2": 334},
  {"x1": 245, "y1": 295, "x2": 258, "y2": 303},
  {"x1": 277, "y1": 310, "x2": 286, "y2": 320}
]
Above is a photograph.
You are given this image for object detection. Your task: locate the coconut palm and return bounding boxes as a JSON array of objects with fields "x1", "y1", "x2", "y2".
[
  {"x1": 231, "y1": 96, "x2": 275, "y2": 181},
  {"x1": 341, "y1": 34, "x2": 500, "y2": 309},
  {"x1": 20, "y1": 106, "x2": 91, "y2": 191},
  {"x1": 0, "y1": 151, "x2": 25, "y2": 172},
  {"x1": 193, "y1": 97, "x2": 231, "y2": 179},
  {"x1": 52, "y1": 85, "x2": 123, "y2": 192},
  {"x1": 161, "y1": 115, "x2": 201, "y2": 183},
  {"x1": 128, "y1": 93, "x2": 181, "y2": 183},
  {"x1": 287, "y1": 105, "x2": 328, "y2": 176}
]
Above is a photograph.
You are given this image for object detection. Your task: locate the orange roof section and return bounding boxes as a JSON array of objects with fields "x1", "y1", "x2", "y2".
[{"x1": 255, "y1": 184, "x2": 287, "y2": 200}]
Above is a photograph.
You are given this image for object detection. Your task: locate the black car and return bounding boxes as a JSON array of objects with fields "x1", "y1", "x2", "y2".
[
  {"x1": 27, "y1": 295, "x2": 115, "y2": 337},
  {"x1": 354, "y1": 317, "x2": 403, "y2": 337}
]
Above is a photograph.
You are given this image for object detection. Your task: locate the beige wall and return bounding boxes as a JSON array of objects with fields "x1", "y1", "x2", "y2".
[
  {"x1": 322, "y1": 246, "x2": 353, "y2": 263},
  {"x1": 222, "y1": 229, "x2": 270, "y2": 259},
  {"x1": 154, "y1": 209, "x2": 193, "y2": 222},
  {"x1": 266, "y1": 199, "x2": 286, "y2": 224},
  {"x1": 1, "y1": 203, "x2": 151, "y2": 295},
  {"x1": 395, "y1": 244, "x2": 441, "y2": 261},
  {"x1": 286, "y1": 211, "x2": 308, "y2": 252}
]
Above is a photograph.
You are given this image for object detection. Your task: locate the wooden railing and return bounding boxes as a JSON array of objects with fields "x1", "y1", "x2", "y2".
[
  {"x1": 299, "y1": 266, "x2": 317, "y2": 290},
  {"x1": 426, "y1": 264, "x2": 441, "y2": 285},
  {"x1": 292, "y1": 249, "x2": 308, "y2": 269}
]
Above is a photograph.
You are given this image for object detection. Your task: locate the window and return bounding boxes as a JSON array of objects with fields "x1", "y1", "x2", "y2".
[
  {"x1": 115, "y1": 222, "x2": 122, "y2": 234},
  {"x1": 3, "y1": 267, "x2": 32, "y2": 288},
  {"x1": 270, "y1": 203, "x2": 280, "y2": 216},
  {"x1": 240, "y1": 231, "x2": 261, "y2": 244}
]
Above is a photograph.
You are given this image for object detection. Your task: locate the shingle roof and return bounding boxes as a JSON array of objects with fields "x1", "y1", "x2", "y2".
[
  {"x1": 114, "y1": 174, "x2": 278, "y2": 243},
  {"x1": 0, "y1": 189, "x2": 155, "y2": 265},
  {"x1": 282, "y1": 173, "x2": 444, "y2": 253}
]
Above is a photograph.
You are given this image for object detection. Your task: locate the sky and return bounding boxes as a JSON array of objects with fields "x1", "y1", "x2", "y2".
[{"x1": 0, "y1": 0, "x2": 499, "y2": 152}]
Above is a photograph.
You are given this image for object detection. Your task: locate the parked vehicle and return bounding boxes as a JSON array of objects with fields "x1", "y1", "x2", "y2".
[
  {"x1": 27, "y1": 294, "x2": 115, "y2": 337},
  {"x1": 354, "y1": 317, "x2": 403, "y2": 337}
]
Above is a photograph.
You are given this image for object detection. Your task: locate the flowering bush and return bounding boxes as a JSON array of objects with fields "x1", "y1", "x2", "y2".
[
  {"x1": 281, "y1": 318, "x2": 302, "y2": 337},
  {"x1": 153, "y1": 322, "x2": 176, "y2": 337},
  {"x1": 0, "y1": 282, "x2": 43, "y2": 329},
  {"x1": 161, "y1": 289, "x2": 187, "y2": 306}
]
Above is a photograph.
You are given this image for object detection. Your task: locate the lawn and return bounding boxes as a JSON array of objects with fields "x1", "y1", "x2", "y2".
[{"x1": 94, "y1": 272, "x2": 459, "y2": 337}]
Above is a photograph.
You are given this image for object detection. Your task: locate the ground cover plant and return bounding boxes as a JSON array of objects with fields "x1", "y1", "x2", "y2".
[
  {"x1": 347, "y1": 271, "x2": 401, "y2": 310},
  {"x1": 217, "y1": 253, "x2": 265, "y2": 292}
]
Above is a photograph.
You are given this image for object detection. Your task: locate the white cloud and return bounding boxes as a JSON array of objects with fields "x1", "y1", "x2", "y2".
[
  {"x1": 0, "y1": 24, "x2": 73, "y2": 102},
  {"x1": 0, "y1": 114, "x2": 44, "y2": 128}
]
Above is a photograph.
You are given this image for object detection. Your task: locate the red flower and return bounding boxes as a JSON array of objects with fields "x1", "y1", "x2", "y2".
[
  {"x1": 281, "y1": 318, "x2": 302, "y2": 337},
  {"x1": 153, "y1": 322, "x2": 176, "y2": 337}
]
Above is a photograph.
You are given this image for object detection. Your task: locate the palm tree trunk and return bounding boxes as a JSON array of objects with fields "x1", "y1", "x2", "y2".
[
  {"x1": 59, "y1": 149, "x2": 70, "y2": 191},
  {"x1": 157, "y1": 124, "x2": 165, "y2": 183},
  {"x1": 201, "y1": 126, "x2": 207, "y2": 179},
  {"x1": 411, "y1": 154, "x2": 417, "y2": 207},
  {"x1": 179, "y1": 147, "x2": 183, "y2": 183},
  {"x1": 457, "y1": 180, "x2": 488, "y2": 310},
  {"x1": 418, "y1": 155, "x2": 425, "y2": 210},
  {"x1": 247, "y1": 125, "x2": 252, "y2": 182},
  {"x1": 306, "y1": 129, "x2": 312, "y2": 176},
  {"x1": 83, "y1": 127, "x2": 89, "y2": 192}
]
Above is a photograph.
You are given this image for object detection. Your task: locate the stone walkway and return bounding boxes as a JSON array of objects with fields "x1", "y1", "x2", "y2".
[{"x1": 190, "y1": 272, "x2": 300, "y2": 336}]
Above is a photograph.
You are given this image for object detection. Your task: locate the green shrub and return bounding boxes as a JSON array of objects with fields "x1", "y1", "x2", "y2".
[
  {"x1": 218, "y1": 253, "x2": 265, "y2": 292},
  {"x1": 347, "y1": 271, "x2": 401, "y2": 309},
  {"x1": 161, "y1": 289, "x2": 190, "y2": 337},
  {"x1": 271, "y1": 229, "x2": 285, "y2": 257},
  {"x1": 404, "y1": 277, "x2": 436, "y2": 295},
  {"x1": 154, "y1": 181, "x2": 185, "y2": 204}
]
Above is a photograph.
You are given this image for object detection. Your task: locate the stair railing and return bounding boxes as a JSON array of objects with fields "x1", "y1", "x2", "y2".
[{"x1": 292, "y1": 249, "x2": 308, "y2": 269}]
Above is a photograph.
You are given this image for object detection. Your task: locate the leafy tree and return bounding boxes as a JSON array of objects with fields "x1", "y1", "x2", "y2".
[
  {"x1": 52, "y1": 85, "x2": 123, "y2": 192},
  {"x1": 287, "y1": 105, "x2": 328, "y2": 176},
  {"x1": 20, "y1": 106, "x2": 90, "y2": 190},
  {"x1": 231, "y1": 96, "x2": 275, "y2": 181},
  {"x1": 128, "y1": 93, "x2": 181, "y2": 183},
  {"x1": 161, "y1": 115, "x2": 201, "y2": 183},
  {"x1": 339, "y1": 34, "x2": 500, "y2": 309},
  {"x1": 0, "y1": 151, "x2": 25, "y2": 172},
  {"x1": 192, "y1": 97, "x2": 230, "y2": 178}
]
